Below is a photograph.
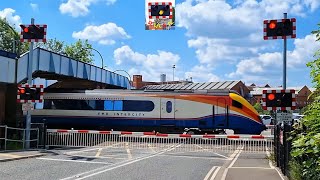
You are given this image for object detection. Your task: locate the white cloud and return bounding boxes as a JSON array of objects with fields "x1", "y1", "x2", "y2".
[
  {"x1": 185, "y1": 65, "x2": 220, "y2": 82},
  {"x1": 114, "y1": 45, "x2": 180, "y2": 81},
  {"x1": 72, "y1": 23, "x2": 130, "y2": 45},
  {"x1": 228, "y1": 34, "x2": 320, "y2": 84},
  {"x1": 59, "y1": 0, "x2": 93, "y2": 17},
  {"x1": 175, "y1": 0, "x2": 320, "y2": 66},
  {"x1": 30, "y1": 3, "x2": 39, "y2": 11},
  {"x1": 0, "y1": 8, "x2": 22, "y2": 29},
  {"x1": 59, "y1": 0, "x2": 117, "y2": 17}
]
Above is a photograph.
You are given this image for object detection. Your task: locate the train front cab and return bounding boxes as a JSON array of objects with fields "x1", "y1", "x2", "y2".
[{"x1": 227, "y1": 93, "x2": 266, "y2": 134}]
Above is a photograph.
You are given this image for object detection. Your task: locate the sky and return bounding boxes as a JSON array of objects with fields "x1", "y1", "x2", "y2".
[{"x1": 1, "y1": 0, "x2": 320, "y2": 88}]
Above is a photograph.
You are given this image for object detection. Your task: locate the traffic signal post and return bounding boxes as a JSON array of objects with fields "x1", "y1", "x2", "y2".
[
  {"x1": 263, "y1": 13, "x2": 296, "y2": 90},
  {"x1": 19, "y1": 18, "x2": 46, "y2": 149}
]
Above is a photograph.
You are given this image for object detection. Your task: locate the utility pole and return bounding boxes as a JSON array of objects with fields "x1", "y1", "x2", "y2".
[
  {"x1": 25, "y1": 18, "x2": 35, "y2": 149},
  {"x1": 172, "y1": 64, "x2": 175, "y2": 82},
  {"x1": 283, "y1": 13, "x2": 287, "y2": 90}
]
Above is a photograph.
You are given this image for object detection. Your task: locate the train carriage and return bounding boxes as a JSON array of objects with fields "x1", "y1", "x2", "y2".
[{"x1": 29, "y1": 89, "x2": 266, "y2": 135}]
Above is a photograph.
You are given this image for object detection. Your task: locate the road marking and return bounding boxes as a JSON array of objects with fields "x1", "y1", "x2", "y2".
[
  {"x1": 148, "y1": 144, "x2": 156, "y2": 153},
  {"x1": 266, "y1": 149, "x2": 285, "y2": 180},
  {"x1": 125, "y1": 143, "x2": 132, "y2": 160},
  {"x1": 65, "y1": 148, "x2": 101, "y2": 155},
  {"x1": 228, "y1": 149, "x2": 242, "y2": 168},
  {"x1": 210, "y1": 166, "x2": 221, "y2": 180},
  {"x1": 230, "y1": 167, "x2": 273, "y2": 169},
  {"x1": 213, "y1": 153, "x2": 229, "y2": 159},
  {"x1": 221, "y1": 148, "x2": 242, "y2": 180},
  {"x1": 266, "y1": 148, "x2": 274, "y2": 169},
  {"x1": 37, "y1": 157, "x2": 113, "y2": 165},
  {"x1": 95, "y1": 148, "x2": 103, "y2": 157},
  {"x1": 158, "y1": 154, "x2": 229, "y2": 160},
  {"x1": 61, "y1": 144, "x2": 181, "y2": 180},
  {"x1": 204, "y1": 166, "x2": 217, "y2": 180}
]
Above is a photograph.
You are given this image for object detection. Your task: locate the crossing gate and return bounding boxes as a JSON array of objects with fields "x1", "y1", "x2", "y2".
[{"x1": 46, "y1": 129, "x2": 274, "y2": 153}]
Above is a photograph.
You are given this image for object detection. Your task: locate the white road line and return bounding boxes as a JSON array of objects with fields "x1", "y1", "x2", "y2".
[
  {"x1": 210, "y1": 166, "x2": 221, "y2": 180},
  {"x1": 266, "y1": 148, "x2": 275, "y2": 169},
  {"x1": 125, "y1": 143, "x2": 132, "y2": 160},
  {"x1": 221, "y1": 149, "x2": 242, "y2": 180},
  {"x1": 213, "y1": 153, "x2": 229, "y2": 159},
  {"x1": 95, "y1": 148, "x2": 103, "y2": 157},
  {"x1": 148, "y1": 144, "x2": 156, "y2": 153},
  {"x1": 228, "y1": 149, "x2": 242, "y2": 168},
  {"x1": 266, "y1": 149, "x2": 285, "y2": 180},
  {"x1": 158, "y1": 155, "x2": 229, "y2": 160},
  {"x1": 37, "y1": 157, "x2": 113, "y2": 165},
  {"x1": 229, "y1": 167, "x2": 273, "y2": 169},
  {"x1": 66, "y1": 148, "x2": 101, "y2": 155},
  {"x1": 60, "y1": 145, "x2": 180, "y2": 180},
  {"x1": 204, "y1": 166, "x2": 216, "y2": 180}
]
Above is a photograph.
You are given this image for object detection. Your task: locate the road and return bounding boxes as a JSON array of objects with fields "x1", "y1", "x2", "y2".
[
  {"x1": 0, "y1": 131, "x2": 279, "y2": 180},
  {"x1": 0, "y1": 143, "x2": 232, "y2": 180}
]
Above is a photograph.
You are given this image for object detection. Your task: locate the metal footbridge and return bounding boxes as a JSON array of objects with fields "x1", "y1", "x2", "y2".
[{"x1": 0, "y1": 48, "x2": 130, "y2": 89}]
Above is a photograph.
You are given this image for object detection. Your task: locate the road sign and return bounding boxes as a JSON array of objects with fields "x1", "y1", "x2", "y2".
[
  {"x1": 276, "y1": 112, "x2": 292, "y2": 122},
  {"x1": 22, "y1": 103, "x2": 34, "y2": 111}
]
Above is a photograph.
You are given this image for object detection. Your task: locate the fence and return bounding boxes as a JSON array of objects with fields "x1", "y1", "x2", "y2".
[
  {"x1": 0, "y1": 125, "x2": 40, "y2": 150},
  {"x1": 46, "y1": 129, "x2": 274, "y2": 154},
  {"x1": 274, "y1": 122, "x2": 293, "y2": 176}
]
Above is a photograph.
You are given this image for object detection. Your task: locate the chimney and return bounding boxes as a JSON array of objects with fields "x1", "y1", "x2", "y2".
[{"x1": 133, "y1": 75, "x2": 143, "y2": 89}]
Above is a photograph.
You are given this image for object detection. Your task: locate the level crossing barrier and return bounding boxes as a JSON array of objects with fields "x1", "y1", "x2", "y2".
[
  {"x1": 0, "y1": 125, "x2": 39, "y2": 150},
  {"x1": 46, "y1": 129, "x2": 274, "y2": 153}
]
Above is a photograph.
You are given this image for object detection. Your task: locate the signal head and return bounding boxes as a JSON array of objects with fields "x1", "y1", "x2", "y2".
[{"x1": 269, "y1": 21, "x2": 277, "y2": 29}]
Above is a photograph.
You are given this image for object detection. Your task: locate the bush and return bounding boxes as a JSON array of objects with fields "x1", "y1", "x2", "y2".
[{"x1": 290, "y1": 23, "x2": 320, "y2": 180}]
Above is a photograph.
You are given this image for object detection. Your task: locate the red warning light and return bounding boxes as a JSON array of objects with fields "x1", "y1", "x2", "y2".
[
  {"x1": 268, "y1": 94, "x2": 275, "y2": 101},
  {"x1": 20, "y1": 89, "x2": 25, "y2": 94},
  {"x1": 24, "y1": 27, "x2": 29, "y2": 33},
  {"x1": 269, "y1": 21, "x2": 276, "y2": 29}
]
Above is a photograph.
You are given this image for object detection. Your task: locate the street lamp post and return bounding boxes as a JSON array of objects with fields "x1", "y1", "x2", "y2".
[
  {"x1": 112, "y1": 70, "x2": 132, "y2": 89},
  {"x1": 172, "y1": 65, "x2": 175, "y2": 82},
  {"x1": 84, "y1": 47, "x2": 104, "y2": 69}
]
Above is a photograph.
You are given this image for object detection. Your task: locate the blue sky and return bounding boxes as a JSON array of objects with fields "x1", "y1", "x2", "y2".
[{"x1": 1, "y1": 0, "x2": 320, "y2": 88}]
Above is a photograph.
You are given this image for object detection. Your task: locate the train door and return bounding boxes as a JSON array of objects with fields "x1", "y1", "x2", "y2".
[
  {"x1": 160, "y1": 98, "x2": 175, "y2": 119},
  {"x1": 214, "y1": 98, "x2": 228, "y2": 128}
]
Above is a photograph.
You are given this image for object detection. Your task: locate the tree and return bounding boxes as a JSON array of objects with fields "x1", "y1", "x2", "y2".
[
  {"x1": 64, "y1": 39, "x2": 94, "y2": 63},
  {"x1": 253, "y1": 102, "x2": 263, "y2": 114},
  {"x1": 37, "y1": 38, "x2": 65, "y2": 54},
  {"x1": 0, "y1": 18, "x2": 29, "y2": 55},
  {"x1": 290, "y1": 23, "x2": 320, "y2": 180}
]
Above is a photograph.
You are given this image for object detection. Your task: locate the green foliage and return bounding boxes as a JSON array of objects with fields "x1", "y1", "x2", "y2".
[
  {"x1": 290, "y1": 24, "x2": 320, "y2": 180},
  {"x1": 0, "y1": 18, "x2": 29, "y2": 55},
  {"x1": 37, "y1": 38, "x2": 65, "y2": 54},
  {"x1": 253, "y1": 102, "x2": 270, "y2": 115},
  {"x1": 64, "y1": 39, "x2": 94, "y2": 63}
]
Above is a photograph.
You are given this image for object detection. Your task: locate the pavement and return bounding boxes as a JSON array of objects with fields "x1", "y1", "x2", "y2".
[{"x1": 0, "y1": 149, "x2": 46, "y2": 162}]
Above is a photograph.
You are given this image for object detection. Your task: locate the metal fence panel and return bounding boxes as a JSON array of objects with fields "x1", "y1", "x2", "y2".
[{"x1": 46, "y1": 129, "x2": 274, "y2": 154}]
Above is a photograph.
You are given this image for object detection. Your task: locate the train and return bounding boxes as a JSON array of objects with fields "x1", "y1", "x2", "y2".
[{"x1": 29, "y1": 89, "x2": 267, "y2": 135}]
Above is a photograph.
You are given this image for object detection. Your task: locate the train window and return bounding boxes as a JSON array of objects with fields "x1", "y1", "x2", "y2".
[
  {"x1": 123, "y1": 100, "x2": 154, "y2": 111},
  {"x1": 166, "y1": 101, "x2": 172, "y2": 113},
  {"x1": 232, "y1": 100, "x2": 243, "y2": 109},
  {"x1": 104, "y1": 100, "x2": 113, "y2": 111},
  {"x1": 114, "y1": 100, "x2": 123, "y2": 111},
  {"x1": 96, "y1": 100, "x2": 104, "y2": 110}
]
